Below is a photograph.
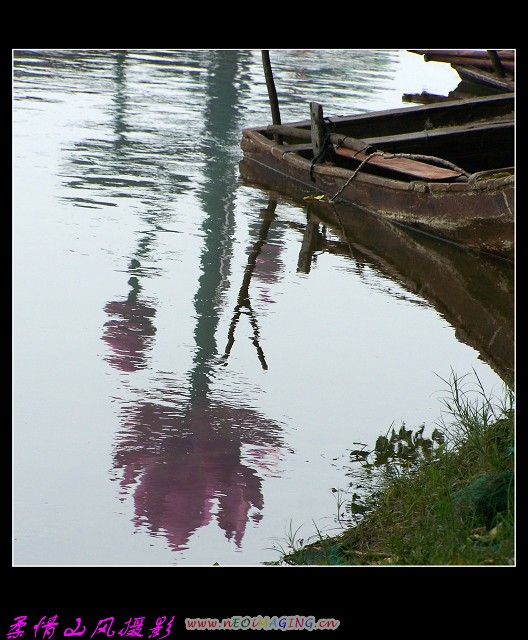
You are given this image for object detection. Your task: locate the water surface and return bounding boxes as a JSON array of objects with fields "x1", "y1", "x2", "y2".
[{"x1": 13, "y1": 49, "x2": 513, "y2": 566}]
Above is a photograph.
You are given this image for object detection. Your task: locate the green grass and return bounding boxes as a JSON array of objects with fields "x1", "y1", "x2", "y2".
[{"x1": 270, "y1": 370, "x2": 515, "y2": 566}]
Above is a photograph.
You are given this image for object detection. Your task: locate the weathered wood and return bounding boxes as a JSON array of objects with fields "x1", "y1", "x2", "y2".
[
  {"x1": 266, "y1": 117, "x2": 513, "y2": 153},
  {"x1": 240, "y1": 93, "x2": 514, "y2": 261},
  {"x1": 409, "y1": 50, "x2": 514, "y2": 73},
  {"x1": 362, "y1": 120, "x2": 513, "y2": 148},
  {"x1": 310, "y1": 102, "x2": 325, "y2": 158},
  {"x1": 266, "y1": 124, "x2": 311, "y2": 139},
  {"x1": 261, "y1": 50, "x2": 282, "y2": 145},
  {"x1": 487, "y1": 50, "x2": 506, "y2": 77},
  {"x1": 333, "y1": 146, "x2": 462, "y2": 180},
  {"x1": 266, "y1": 124, "x2": 369, "y2": 154},
  {"x1": 402, "y1": 91, "x2": 458, "y2": 104},
  {"x1": 266, "y1": 94, "x2": 513, "y2": 138},
  {"x1": 454, "y1": 65, "x2": 514, "y2": 92},
  {"x1": 422, "y1": 55, "x2": 513, "y2": 71},
  {"x1": 264, "y1": 122, "x2": 464, "y2": 180}
]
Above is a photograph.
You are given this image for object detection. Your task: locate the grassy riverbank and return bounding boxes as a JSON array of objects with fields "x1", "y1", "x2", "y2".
[{"x1": 271, "y1": 371, "x2": 515, "y2": 566}]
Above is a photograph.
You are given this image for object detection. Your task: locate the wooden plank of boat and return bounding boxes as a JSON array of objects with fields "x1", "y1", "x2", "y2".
[
  {"x1": 265, "y1": 94, "x2": 514, "y2": 148},
  {"x1": 266, "y1": 123, "x2": 465, "y2": 180},
  {"x1": 363, "y1": 120, "x2": 513, "y2": 148},
  {"x1": 332, "y1": 146, "x2": 463, "y2": 180},
  {"x1": 453, "y1": 65, "x2": 515, "y2": 93},
  {"x1": 416, "y1": 54, "x2": 514, "y2": 72},
  {"x1": 408, "y1": 50, "x2": 515, "y2": 93}
]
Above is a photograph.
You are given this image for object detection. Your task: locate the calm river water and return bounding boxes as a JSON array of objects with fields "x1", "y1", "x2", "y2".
[{"x1": 13, "y1": 49, "x2": 514, "y2": 566}]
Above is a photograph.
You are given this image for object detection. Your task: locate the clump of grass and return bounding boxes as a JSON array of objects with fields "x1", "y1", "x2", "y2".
[
  {"x1": 275, "y1": 369, "x2": 514, "y2": 566},
  {"x1": 265, "y1": 519, "x2": 348, "y2": 566}
]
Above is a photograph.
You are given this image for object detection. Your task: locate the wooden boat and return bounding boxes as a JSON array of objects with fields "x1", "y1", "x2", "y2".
[
  {"x1": 239, "y1": 93, "x2": 514, "y2": 262},
  {"x1": 409, "y1": 49, "x2": 515, "y2": 94}
]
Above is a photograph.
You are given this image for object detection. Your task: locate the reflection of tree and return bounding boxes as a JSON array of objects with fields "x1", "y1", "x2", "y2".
[
  {"x1": 114, "y1": 391, "x2": 285, "y2": 550},
  {"x1": 59, "y1": 50, "x2": 214, "y2": 212},
  {"x1": 102, "y1": 276, "x2": 156, "y2": 372}
]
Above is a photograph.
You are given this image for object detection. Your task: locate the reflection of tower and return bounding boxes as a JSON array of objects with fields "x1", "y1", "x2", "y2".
[
  {"x1": 190, "y1": 50, "x2": 248, "y2": 397},
  {"x1": 94, "y1": 50, "x2": 290, "y2": 554},
  {"x1": 111, "y1": 50, "x2": 128, "y2": 152}
]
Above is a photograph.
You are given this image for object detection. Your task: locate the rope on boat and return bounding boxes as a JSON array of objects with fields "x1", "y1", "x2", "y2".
[
  {"x1": 307, "y1": 118, "x2": 471, "y2": 200},
  {"x1": 385, "y1": 152, "x2": 471, "y2": 177},
  {"x1": 329, "y1": 148, "x2": 471, "y2": 202},
  {"x1": 329, "y1": 153, "x2": 379, "y2": 201}
]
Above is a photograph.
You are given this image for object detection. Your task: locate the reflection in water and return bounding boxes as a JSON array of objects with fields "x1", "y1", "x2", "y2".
[
  {"x1": 290, "y1": 199, "x2": 514, "y2": 385},
  {"x1": 92, "y1": 50, "x2": 290, "y2": 552},
  {"x1": 102, "y1": 275, "x2": 157, "y2": 372},
  {"x1": 78, "y1": 49, "x2": 513, "y2": 552},
  {"x1": 296, "y1": 216, "x2": 327, "y2": 274},
  {"x1": 222, "y1": 198, "x2": 279, "y2": 370},
  {"x1": 114, "y1": 388, "x2": 285, "y2": 550},
  {"x1": 271, "y1": 49, "x2": 400, "y2": 115},
  {"x1": 14, "y1": 49, "x2": 513, "y2": 565},
  {"x1": 57, "y1": 50, "x2": 208, "y2": 211}
]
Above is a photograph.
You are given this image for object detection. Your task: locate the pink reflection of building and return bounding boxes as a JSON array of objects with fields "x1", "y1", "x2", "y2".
[
  {"x1": 102, "y1": 299, "x2": 156, "y2": 372},
  {"x1": 253, "y1": 242, "x2": 283, "y2": 305},
  {"x1": 114, "y1": 397, "x2": 286, "y2": 552},
  {"x1": 254, "y1": 242, "x2": 283, "y2": 284}
]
